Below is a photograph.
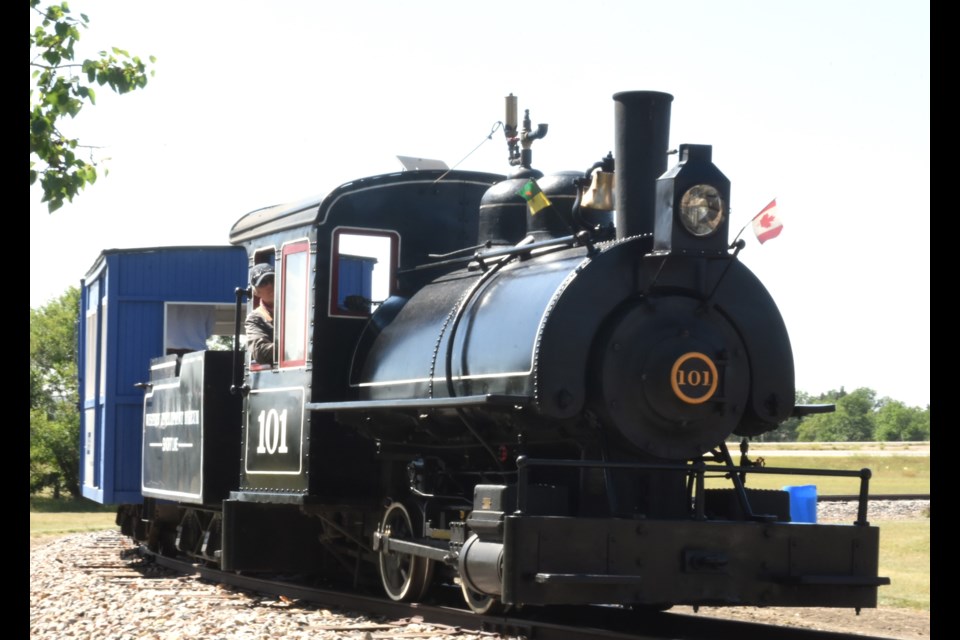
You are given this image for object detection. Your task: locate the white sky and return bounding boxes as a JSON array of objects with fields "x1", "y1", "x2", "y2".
[{"x1": 29, "y1": 0, "x2": 930, "y2": 409}]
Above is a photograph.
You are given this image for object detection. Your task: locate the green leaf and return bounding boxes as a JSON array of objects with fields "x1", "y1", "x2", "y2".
[
  {"x1": 30, "y1": 115, "x2": 51, "y2": 135},
  {"x1": 30, "y1": 1, "x2": 154, "y2": 211}
]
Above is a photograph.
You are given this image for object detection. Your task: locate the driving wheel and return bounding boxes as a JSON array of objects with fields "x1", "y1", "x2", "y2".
[{"x1": 377, "y1": 501, "x2": 434, "y2": 602}]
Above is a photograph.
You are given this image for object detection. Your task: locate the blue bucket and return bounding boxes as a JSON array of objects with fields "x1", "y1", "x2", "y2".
[{"x1": 783, "y1": 485, "x2": 818, "y2": 523}]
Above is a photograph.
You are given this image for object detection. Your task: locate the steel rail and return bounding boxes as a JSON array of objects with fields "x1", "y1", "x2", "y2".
[
  {"x1": 820, "y1": 494, "x2": 929, "y2": 501},
  {"x1": 142, "y1": 547, "x2": 900, "y2": 640}
]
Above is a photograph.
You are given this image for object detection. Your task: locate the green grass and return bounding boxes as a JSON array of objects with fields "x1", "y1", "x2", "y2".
[
  {"x1": 29, "y1": 496, "x2": 118, "y2": 544},
  {"x1": 877, "y1": 520, "x2": 930, "y2": 610},
  {"x1": 30, "y1": 511, "x2": 118, "y2": 537},
  {"x1": 30, "y1": 495, "x2": 117, "y2": 513}
]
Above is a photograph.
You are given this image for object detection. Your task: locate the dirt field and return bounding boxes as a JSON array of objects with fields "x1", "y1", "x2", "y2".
[{"x1": 672, "y1": 604, "x2": 930, "y2": 639}]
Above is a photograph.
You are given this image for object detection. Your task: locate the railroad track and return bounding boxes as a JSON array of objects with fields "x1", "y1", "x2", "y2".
[
  {"x1": 33, "y1": 529, "x2": 919, "y2": 640},
  {"x1": 819, "y1": 494, "x2": 929, "y2": 501},
  {"x1": 139, "y1": 540, "x2": 903, "y2": 640}
]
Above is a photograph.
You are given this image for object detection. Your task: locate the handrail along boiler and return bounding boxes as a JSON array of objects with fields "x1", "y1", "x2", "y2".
[{"x1": 109, "y1": 90, "x2": 888, "y2": 613}]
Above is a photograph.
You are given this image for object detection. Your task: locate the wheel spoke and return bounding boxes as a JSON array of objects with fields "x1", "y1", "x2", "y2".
[{"x1": 377, "y1": 502, "x2": 433, "y2": 602}]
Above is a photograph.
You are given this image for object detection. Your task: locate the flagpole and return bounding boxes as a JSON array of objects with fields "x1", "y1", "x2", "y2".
[{"x1": 731, "y1": 217, "x2": 752, "y2": 247}]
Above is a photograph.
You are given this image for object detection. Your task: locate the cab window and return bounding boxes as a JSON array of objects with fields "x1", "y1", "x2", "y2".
[
  {"x1": 248, "y1": 249, "x2": 275, "y2": 370},
  {"x1": 330, "y1": 228, "x2": 398, "y2": 317},
  {"x1": 279, "y1": 240, "x2": 310, "y2": 367}
]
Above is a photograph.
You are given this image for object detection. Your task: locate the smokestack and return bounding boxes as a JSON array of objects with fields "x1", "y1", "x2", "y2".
[{"x1": 612, "y1": 91, "x2": 673, "y2": 240}]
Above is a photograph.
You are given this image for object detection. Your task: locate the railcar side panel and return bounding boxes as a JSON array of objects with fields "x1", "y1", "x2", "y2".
[{"x1": 79, "y1": 246, "x2": 247, "y2": 504}]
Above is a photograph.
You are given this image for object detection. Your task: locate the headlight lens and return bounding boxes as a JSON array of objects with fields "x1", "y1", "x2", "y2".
[{"x1": 679, "y1": 185, "x2": 725, "y2": 236}]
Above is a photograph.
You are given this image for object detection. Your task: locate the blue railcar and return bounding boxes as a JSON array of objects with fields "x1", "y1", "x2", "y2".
[{"x1": 78, "y1": 246, "x2": 247, "y2": 504}]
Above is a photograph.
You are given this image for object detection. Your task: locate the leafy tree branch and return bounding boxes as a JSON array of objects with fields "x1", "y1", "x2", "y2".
[{"x1": 29, "y1": 0, "x2": 155, "y2": 212}]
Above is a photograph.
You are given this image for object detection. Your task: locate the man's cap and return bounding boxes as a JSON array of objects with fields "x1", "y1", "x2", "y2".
[{"x1": 249, "y1": 263, "x2": 275, "y2": 287}]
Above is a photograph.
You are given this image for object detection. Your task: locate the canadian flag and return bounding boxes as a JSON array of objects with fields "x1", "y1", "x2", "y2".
[{"x1": 752, "y1": 199, "x2": 783, "y2": 244}]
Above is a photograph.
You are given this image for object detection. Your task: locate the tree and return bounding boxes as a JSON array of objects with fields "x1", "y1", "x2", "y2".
[
  {"x1": 796, "y1": 387, "x2": 877, "y2": 442},
  {"x1": 30, "y1": 287, "x2": 82, "y2": 497},
  {"x1": 29, "y1": 0, "x2": 155, "y2": 212},
  {"x1": 874, "y1": 399, "x2": 930, "y2": 441}
]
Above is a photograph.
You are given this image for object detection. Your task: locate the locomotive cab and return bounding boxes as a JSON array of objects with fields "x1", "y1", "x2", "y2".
[{"x1": 216, "y1": 170, "x2": 504, "y2": 573}]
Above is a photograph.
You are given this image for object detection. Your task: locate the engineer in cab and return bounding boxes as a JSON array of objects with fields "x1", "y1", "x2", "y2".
[{"x1": 245, "y1": 263, "x2": 274, "y2": 365}]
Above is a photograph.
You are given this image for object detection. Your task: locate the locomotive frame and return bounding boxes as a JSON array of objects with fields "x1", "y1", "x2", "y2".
[{"x1": 81, "y1": 90, "x2": 888, "y2": 614}]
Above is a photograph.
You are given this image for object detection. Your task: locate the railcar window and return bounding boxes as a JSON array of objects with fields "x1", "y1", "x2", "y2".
[
  {"x1": 99, "y1": 299, "x2": 107, "y2": 397},
  {"x1": 331, "y1": 229, "x2": 397, "y2": 317},
  {"x1": 163, "y1": 303, "x2": 236, "y2": 355},
  {"x1": 83, "y1": 280, "x2": 99, "y2": 403},
  {"x1": 164, "y1": 304, "x2": 215, "y2": 355},
  {"x1": 82, "y1": 279, "x2": 102, "y2": 490},
  {"x1": 280, "y1": 241, "x2": 309, "y2": 366}
]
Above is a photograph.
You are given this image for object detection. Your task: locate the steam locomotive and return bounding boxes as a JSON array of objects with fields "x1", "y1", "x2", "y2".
[{"x1": 81, "y1": 90, "x2": 888, "y2": 614}]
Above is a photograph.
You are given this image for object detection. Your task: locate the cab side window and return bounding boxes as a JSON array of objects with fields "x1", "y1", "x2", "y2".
[
  {"x1": 330, "y1": 228, "x2": 398, "y2": 317},
  {"x1": 248, "y1": 249, "x2": 275, "y2": 370},
  {"x1": 279, "y1": 240, "x2": 309, "y2": 367}
]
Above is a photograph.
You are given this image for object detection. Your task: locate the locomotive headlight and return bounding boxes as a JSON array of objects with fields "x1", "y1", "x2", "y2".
[{"x1": 678, "y1": 185, "x2": 725, "y2": 237}]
